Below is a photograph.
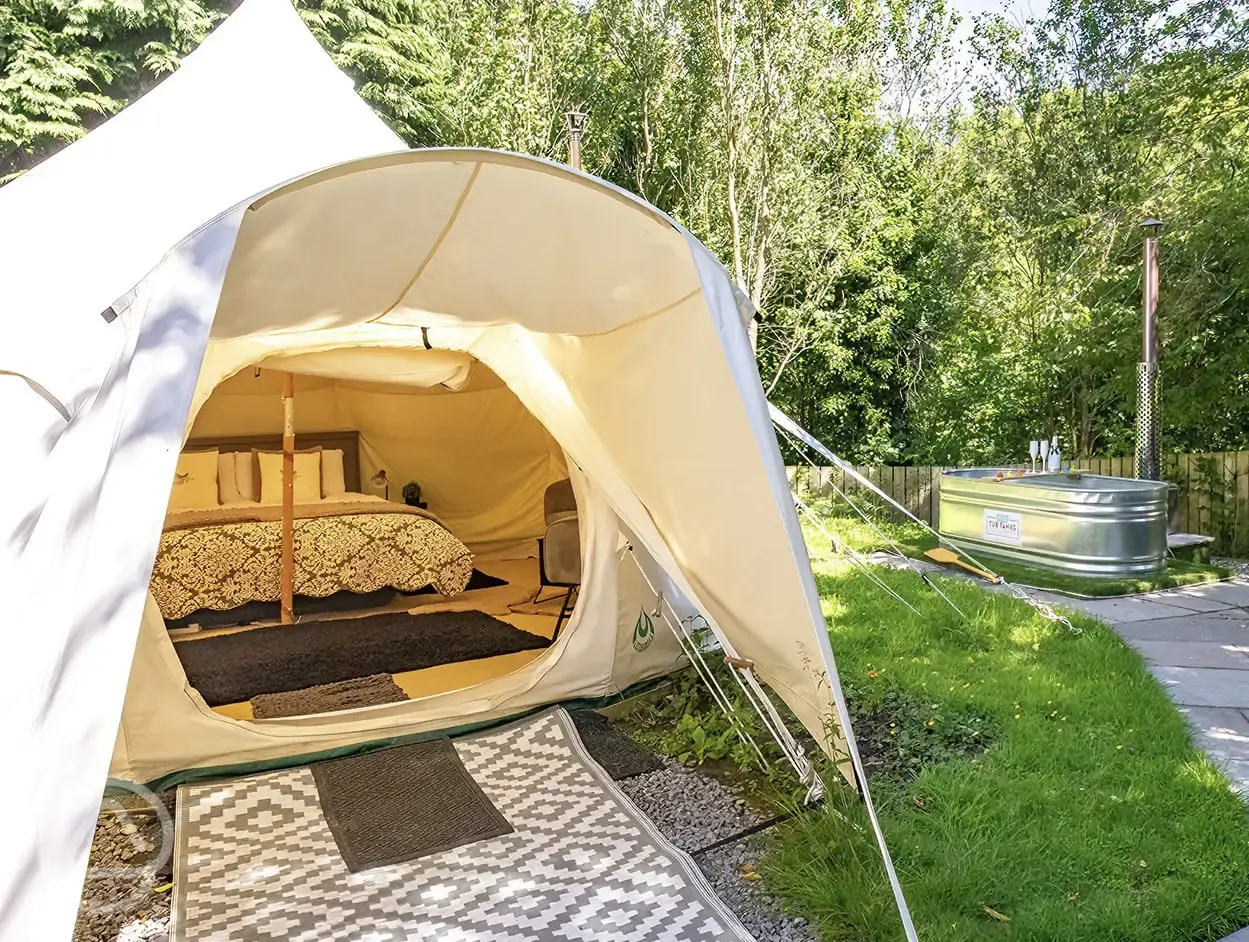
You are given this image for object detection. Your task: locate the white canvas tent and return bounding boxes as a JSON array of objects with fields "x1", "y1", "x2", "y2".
[{"x1": 0, "y1": 2, "x2": 915, "y2": 940}]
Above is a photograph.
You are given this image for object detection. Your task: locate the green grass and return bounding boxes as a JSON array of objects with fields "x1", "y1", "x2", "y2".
[
  {"x1": 804, "y1": 499, "x2": 1231, "y2": 597},
  {"x1": 630, "y1": 530, "x2": 1249, "y2": 941}
]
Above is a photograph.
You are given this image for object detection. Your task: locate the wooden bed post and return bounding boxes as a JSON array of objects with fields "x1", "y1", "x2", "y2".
[{"x1": 280, "y1": 372, "x2": 295, "y2": 624}]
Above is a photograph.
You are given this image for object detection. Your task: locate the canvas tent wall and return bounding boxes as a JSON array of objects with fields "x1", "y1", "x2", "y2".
[
  {"x1": 189, "y1": 364, "x2": 568, "y2": 550},
  {"x1": 98, "y1": 146, "x2": 846, "y2": 778},
  {"x1": 0, "y1": 2, "x2": 402, "y2": 939},
  {"x1": 0, "y1": 2, "x2": 861, "y2": 940}
]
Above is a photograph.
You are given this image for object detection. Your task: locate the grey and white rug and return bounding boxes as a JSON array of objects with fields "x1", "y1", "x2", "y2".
[{"x1": 172, "y1": 708, "x2": 756, "y2": 941}]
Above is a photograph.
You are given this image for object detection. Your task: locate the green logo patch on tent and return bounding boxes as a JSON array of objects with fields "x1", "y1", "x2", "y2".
[{"x1": 632, "y1": 610, "x2": 655, "y2": 651}]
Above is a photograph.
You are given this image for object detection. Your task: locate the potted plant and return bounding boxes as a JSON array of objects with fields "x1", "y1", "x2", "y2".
[{"x1": 402, "y1": 480, "x2": 426, "y2": 509}]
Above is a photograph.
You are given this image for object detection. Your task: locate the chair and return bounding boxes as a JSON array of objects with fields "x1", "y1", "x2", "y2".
[{"x1": 538, "y1": 479, "x2": 580, "y2": 640}]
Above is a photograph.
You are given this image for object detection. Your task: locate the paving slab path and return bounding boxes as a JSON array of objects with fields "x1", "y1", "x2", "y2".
[{"x1": 1059, "y1": 579, "x2": 1249, "y2": 796}]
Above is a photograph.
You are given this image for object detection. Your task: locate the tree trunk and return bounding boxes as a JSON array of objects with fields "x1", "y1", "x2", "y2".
[{"x1": 712, "y1": 0, "x2": 746, "y2": 290}]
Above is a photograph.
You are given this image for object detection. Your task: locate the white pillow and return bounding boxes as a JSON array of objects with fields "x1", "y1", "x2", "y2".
[
  {"x1": 321, "y1": 449, "x2": 347, "y2": 498},
  {"x1": 257, "y1": 451, "x2": 322, "y2": 504},
  {"x1": 168, "y1": 450, "x2": 219, "y2": 512},
  {"x1": 234, "y1": 452, "x2": 258, "y2": 502},
  {"x1": 218, "y1": 453, "x2": 242, "y2": 504}
]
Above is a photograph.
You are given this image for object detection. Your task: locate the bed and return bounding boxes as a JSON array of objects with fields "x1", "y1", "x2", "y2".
[{"x1": 150, "y1": 432, "x2": 474, "y2": 620}]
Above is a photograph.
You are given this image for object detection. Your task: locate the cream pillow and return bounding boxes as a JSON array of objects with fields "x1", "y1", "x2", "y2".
[
  {"x1": 168, "y1": 450, "x2": 219, "y2": 512},
  {"x1": 218, "y1": 453, "x2": 242, "y2": 504},
  {"x1": 234, "y1": 452, "x2": 258, "y2": 502},
  {"x1": 321, "y1": 449, "x2": 347, "y2": 498},
  {"x1": 257, "y1": 451, "x2": 322, "y2": 504}
]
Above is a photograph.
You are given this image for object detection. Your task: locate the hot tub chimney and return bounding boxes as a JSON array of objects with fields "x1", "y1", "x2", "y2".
[
  {"x1": 1136, "y1": 218, "x2": 1163, "y2": 480},
  {"x1": 565, "y1": 110, "x2": 588, "y2": 171}
]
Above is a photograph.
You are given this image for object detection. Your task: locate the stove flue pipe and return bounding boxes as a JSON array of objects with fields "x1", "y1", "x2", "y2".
[{"x1": 1136, "y1": 218, "x2": 1163, "y2": 480}]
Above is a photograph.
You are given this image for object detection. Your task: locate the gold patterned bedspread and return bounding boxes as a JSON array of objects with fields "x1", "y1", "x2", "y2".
[{"x1": 151, "y1": 501, "x2": 474, "y2": 619}]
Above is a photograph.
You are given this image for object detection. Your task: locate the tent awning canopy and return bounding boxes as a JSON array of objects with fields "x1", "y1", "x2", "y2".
[
  {"x1": 212, "y1": 150, "x2": 703, "y2": 341},
  {"x1": 181, "y1": 147, "x2": 835, "y2": 751}
]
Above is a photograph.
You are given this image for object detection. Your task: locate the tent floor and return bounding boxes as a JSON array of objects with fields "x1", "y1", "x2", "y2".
[{"x1": 171, "y1": 558, "x2": 569, "y2": 721}]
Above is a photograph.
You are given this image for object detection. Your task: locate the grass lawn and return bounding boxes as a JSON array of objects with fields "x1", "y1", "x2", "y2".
[
  {"x1": 805, "y1": 499, "x2": 1231, "y2": 597},
  {"x1": 631, "y1": 528, "x2": 1249, "y2": 940}
]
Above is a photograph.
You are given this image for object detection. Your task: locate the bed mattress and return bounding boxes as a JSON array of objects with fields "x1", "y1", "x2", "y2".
[{"x1": 151, "y1": 495, "x2": 473, "y2": 619}]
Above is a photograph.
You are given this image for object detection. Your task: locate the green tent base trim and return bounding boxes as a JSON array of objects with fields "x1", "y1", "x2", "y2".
[{"x1": 113, "y1": 677, "x2": 673, "y2": 795}]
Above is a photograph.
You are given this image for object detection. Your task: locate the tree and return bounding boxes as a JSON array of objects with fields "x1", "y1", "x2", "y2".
[
  {"x1": 298, "y1": 0, "x2": 450, "y2": 144},
  {"x1": 0, "y1": 0, "x2": 227, "y2": 180},
  {"x1": 2, "y1": 0, "x2": 1246, "y2": 462}
]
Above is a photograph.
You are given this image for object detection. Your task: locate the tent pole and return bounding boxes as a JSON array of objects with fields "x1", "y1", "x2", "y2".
[{"x1": 280, "y1": 372, "x2": 295, "y2": 624}]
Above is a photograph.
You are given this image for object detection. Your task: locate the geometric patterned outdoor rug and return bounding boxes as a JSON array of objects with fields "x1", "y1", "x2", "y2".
[{"x1": 171, "y1": 707, "x2": 755, "y2": 941}]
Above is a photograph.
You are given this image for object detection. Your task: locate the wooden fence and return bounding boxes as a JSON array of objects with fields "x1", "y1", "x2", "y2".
[{"x1": 787, "y1": 451, "x2": 1249, "y2": 556}]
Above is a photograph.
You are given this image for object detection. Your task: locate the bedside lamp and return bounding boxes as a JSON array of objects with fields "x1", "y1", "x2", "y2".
[{"x1": 370, "y1": 469, "x2": 389, "y2": 500}]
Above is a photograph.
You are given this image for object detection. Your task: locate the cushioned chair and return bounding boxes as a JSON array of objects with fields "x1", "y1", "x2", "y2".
[{"x1": 538, "y1": 478, "x2": 580, "y2": 640}]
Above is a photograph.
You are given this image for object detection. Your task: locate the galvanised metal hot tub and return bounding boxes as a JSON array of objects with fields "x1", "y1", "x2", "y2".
[{"x1": 938, "y1": 469, "x2": 1171, "y2": 577}]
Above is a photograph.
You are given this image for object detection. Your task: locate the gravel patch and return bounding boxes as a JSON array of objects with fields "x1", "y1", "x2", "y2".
[
  {"x1": 73, "y1": 792, "x2": 175, "y2": 942},
  {"x1": 699, "y1": 837, "x2": 816, "y2": 942},
  {"x1": 618, "y1": 759, "x2": 816, "y2": 942},
  {"x1": 1213, "y1": 557, "x2": 1249, "y2": 580},
  {"x1": 618, "y1": 760, "x2": 766, "y2": 851}
]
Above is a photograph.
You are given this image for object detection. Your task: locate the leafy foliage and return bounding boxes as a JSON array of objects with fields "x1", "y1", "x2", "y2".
[
  {"x1": 298, "y1": 0, "x2": 449, "y2": 143},
  {"x1": 631, "y1": 650, "x2": 792, "y2": 771},
  {"x1": 841, "y1": 680, "x2": 995, "y2": 780},
  {"x1": 0, "y1": 0, "x2": 228, "y2": 180},
  {"x1": 1, "y1": 0, "x2": 1245, "y2": 460}
]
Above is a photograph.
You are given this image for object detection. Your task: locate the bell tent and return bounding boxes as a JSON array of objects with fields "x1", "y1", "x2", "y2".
[{"x1": 0, "y1": 1, "x2": 912, "y2": 940}]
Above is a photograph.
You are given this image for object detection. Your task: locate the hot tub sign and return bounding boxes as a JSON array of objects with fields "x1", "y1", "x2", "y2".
[{"x1": 983, "y1": 509, "x2": 1023, "y2": 545}]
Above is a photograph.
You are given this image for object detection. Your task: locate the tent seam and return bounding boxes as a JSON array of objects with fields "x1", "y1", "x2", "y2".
[
  {"x1": 626, "y1": 286, "x2": 703, "y2": 331},
  {"x1": 368, "y1": 161, "x2": 482, "y2": 324},
  {"x1": 246, "y1": 149, "x2": 680, "y2": 234}
]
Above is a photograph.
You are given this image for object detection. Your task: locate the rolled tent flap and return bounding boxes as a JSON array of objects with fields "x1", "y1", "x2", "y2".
[{"x1": 258, "y1": 348, "x2": 476, "y2": 389}]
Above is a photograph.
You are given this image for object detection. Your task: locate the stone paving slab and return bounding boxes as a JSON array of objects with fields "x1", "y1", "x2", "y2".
[
  {"x1": 1175, "y1": 581, "x2": 1249, "y2": 608},
  {"x1": 1138, "y1": 591, "x2": 1236, "y2": 613},
  {"x1": 1060, "y1": 594, "x2": 1214, "y2": 623},
  {"x1": 1149, "y1": 666, "x2": 1249, "y2": 709},
  {"x1": 1211, "y1": 760, "x2": 1249, "y2": 799},
  {"x1": 1178, "y1": 705, "x2": 1249, "y2": 735},
  {"x1": 1177, "y1": 707, "x2": 1249, "y2": 773},
  {"x1": 1130, "y1": 640, "x2": 1249, "y2": 669},
  {"x1": 1111, "y1": 613, "x2": 1249, "y2": 644}
]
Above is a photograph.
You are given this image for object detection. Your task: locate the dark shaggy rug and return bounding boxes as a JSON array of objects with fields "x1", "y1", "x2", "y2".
[
  {"x1": 176, "y1": 609, "x2": 549, "y2": 706},
  {"x1": 251, "y1": 674, "x2": 411, "y2": 719},
  {"x1": 570, "y1": 710, "x2": 665, "y2": 780}
]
